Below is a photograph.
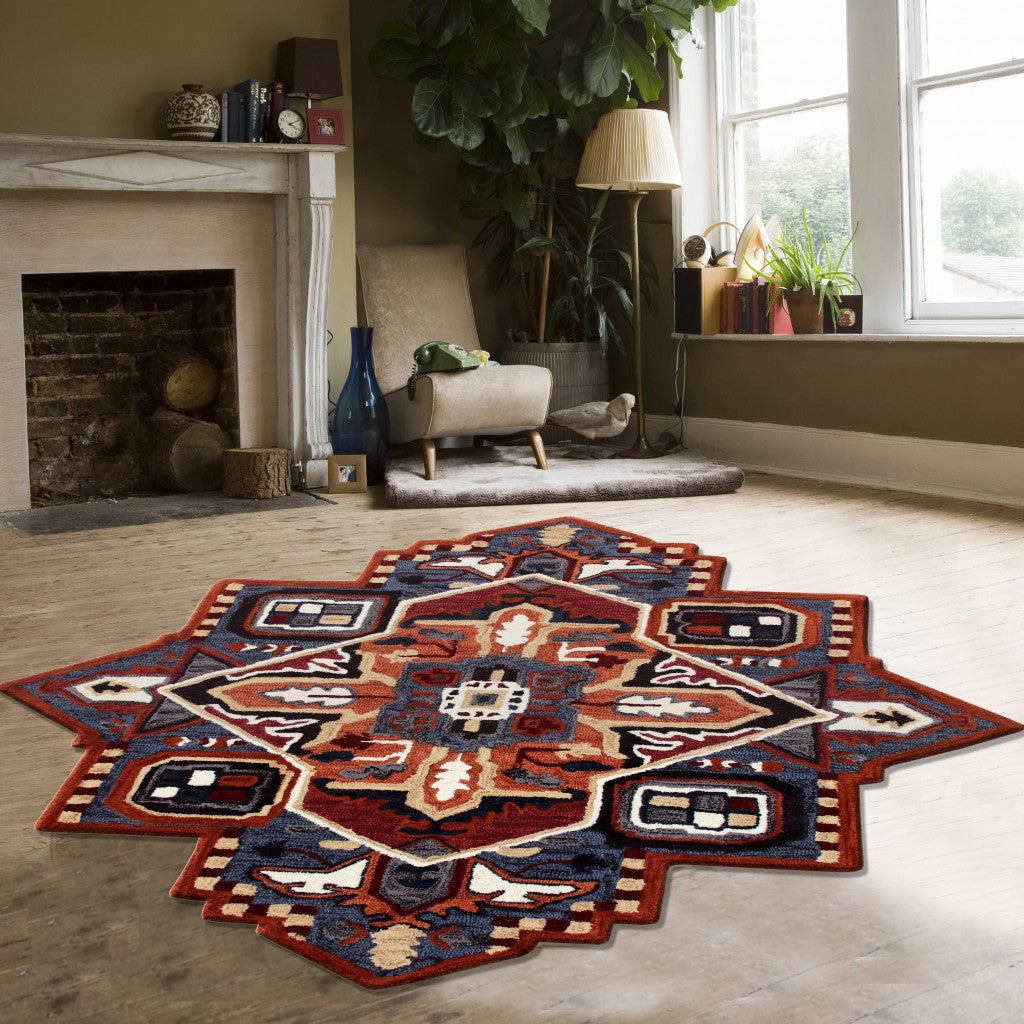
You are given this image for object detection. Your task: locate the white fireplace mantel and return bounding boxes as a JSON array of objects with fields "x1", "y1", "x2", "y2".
[{"x1": 0, "y1": 132, "x2": 342, "y2": 510}]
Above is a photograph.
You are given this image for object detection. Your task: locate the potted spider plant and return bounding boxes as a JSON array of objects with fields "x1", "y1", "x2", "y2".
[{"x1": 757, "y1": 210, "x2": 860, "y2": 333}]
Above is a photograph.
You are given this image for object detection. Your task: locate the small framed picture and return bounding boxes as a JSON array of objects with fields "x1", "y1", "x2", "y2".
[
  {"x1": 822, "y1": 295, "x2": 864, "y2": 335},
  {"x1": 308, "y1": 109, "x2": 344, "y2": 145},
  {"x1": 327, "y1": 454, "x2": 367, "y2": 493}
]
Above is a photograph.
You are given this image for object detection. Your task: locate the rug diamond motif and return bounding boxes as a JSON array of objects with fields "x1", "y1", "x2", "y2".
[
  {"x1": 3, "y1": 518, "x2": 1019, "y2": 988},
  {"x1": 162, "y1": 576, "x2": 829, "y2": 862}
]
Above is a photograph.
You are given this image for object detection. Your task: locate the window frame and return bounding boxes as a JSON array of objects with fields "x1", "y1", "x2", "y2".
[
  {"x1": 714, "y1": 5, "x2": 849, "y2": 245},
  {"x1": 677, "y1": 0, "x2": 1024, "y2": 336},
  {"x1": 904, "y1": 51, "x2": 1024, "y2": 321}
]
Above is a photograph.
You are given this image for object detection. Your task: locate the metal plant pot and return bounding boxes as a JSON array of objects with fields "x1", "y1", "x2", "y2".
[{"x1": 499, "y1": 341, "x2": 610, "y2": 444}]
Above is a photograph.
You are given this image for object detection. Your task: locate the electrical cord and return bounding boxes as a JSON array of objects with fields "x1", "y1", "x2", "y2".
[{"x1": 652, "y1": 334, "x2": 687, "y2": 454}]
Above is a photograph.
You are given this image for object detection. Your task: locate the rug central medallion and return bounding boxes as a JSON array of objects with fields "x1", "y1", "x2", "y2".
[{"x1": 164, "y1": 576, "x2": 828, "y2": 862}]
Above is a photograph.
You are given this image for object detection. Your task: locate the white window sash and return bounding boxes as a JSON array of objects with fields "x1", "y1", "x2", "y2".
[{"x1": 904, "y1": 51, "x2": 1024, "y2": 322}]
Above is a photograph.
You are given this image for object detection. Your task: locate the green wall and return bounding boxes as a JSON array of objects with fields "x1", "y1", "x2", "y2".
[
  {"x1": 0, "y1": 0, "x2": 355, "y2": 397},
  {"x1": 683, "y1": 336, "x2": 1024, "y2": 446},
  {"x1": 349, "y1": 1, "x2": 515, "y2": 356}
]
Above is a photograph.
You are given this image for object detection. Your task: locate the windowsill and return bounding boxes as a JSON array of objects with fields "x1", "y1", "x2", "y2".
[{"x1": 672, "y1": 332, "x2": 1024, "y2": 345}]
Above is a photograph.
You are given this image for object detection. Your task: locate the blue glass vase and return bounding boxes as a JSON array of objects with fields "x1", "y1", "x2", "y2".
[{"x1": 330, "y1": 326, "x2": 390, "y2": 485}]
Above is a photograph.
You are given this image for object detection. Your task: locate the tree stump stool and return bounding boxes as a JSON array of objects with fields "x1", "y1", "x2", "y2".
[{"x1": 222, "y1": 447, "x2": 292, "y2": 500}]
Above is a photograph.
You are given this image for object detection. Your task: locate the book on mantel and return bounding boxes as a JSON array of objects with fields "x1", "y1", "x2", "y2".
[{"x1": 231, "y1": 78, "x2": 261, "y2": 142}]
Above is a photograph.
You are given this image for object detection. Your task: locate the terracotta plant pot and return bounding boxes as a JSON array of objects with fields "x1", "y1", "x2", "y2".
[{"x1": 783, "y1": 289, "x2": 824, "y2": 334}]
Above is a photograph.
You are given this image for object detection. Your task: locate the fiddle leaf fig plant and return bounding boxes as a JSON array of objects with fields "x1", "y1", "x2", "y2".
[{"x1": 370, "y1": 0, "x2": 739, "y2": 345}]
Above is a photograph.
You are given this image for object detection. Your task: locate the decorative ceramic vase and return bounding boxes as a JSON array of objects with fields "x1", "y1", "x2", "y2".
[
  {"x1": 331, "y1": 327, "x2": 390, "y2": 485},
  {"x1": 166, "y1": 84, "x2": 220, "y2": 141},
  {"x1": 783, "y1": 289, "x2": 824, "y2": 334}
]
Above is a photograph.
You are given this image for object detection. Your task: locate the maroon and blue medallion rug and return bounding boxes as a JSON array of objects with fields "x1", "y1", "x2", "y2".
[{"x1": 3, "y1": 518, "x2": 1019, "y2": 988}]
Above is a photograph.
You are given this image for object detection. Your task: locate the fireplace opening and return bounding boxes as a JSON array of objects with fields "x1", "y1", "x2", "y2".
[{"x1": 22, "y1": 269, "x2": 238, "y2": 506}]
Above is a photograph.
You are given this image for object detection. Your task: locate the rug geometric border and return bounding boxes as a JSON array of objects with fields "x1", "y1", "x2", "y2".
[{"x1": 3, "y1": 517, "x2": 1019, "y2": 988}]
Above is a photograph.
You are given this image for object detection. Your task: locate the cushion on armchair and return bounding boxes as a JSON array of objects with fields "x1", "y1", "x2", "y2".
[
  {"x1": 386, "y1": 364, "x2": 553, "y2": 445},
  {"x1": 357, "y1": 243, "x2": 483, "y2": 396}
]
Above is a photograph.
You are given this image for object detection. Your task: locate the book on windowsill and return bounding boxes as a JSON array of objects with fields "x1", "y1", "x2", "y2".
[
  {"x1": 720, "y1": 280, "x2": 754, "y2": 333},
  {"x1": 718, "y1": 279, "x2": 794, "y2": 335}
]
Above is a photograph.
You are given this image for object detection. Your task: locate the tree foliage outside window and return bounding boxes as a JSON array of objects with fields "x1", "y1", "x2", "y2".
[
  {"x1": 757, "y1": 132, "x2": 852, "y2": 255},
  {"x1": 941, "y1": 169, "x2": 1024, "y2": 257}
]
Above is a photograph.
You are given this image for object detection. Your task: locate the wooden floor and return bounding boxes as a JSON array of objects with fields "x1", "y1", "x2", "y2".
[{"x1": 1, "y1": 474, "x2": 1021, "y2": 1024}]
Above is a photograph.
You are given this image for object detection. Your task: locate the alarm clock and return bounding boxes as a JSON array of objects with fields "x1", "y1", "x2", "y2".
[{"x1": 275, "y1": 107, "x2": 306, "y2": 143}]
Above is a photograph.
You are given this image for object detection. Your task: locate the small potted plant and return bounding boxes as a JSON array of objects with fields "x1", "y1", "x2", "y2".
[{"x1": 757, "y1": 210, "x2": 860, "y2": 333}]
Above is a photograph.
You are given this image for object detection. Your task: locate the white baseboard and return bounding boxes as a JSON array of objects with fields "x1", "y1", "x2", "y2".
[{"x1": 646, "y1": 414, "x2": 1024, "y2": 508}]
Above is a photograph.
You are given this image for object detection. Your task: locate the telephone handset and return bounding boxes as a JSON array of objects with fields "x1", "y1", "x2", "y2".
[
  {"x1": 407, "y1": 342, "x2": 496, "y2": 398},
  {"x1": 413, "y1": 342, "x2": 482, "y2": 372}
]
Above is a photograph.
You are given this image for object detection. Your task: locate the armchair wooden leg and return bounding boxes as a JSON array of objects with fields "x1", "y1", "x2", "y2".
[
  {"x1": 528, "y1": 430, "x2": 548, "y2": 471},
  {"x1": 420, "y1": 438, "x2": 437, "y2": 481}
]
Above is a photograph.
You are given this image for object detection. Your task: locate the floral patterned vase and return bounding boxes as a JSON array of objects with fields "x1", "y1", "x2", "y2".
[{"x1": 166, "y1": 85, "x2": 220, "y2": 141}]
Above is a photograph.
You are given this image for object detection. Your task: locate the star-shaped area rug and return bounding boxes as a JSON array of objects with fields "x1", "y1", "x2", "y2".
[{"x1": 3, "y1": 518, "x2": 1019, "y2": 988}]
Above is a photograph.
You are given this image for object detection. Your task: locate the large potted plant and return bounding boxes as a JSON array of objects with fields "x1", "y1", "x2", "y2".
[
  {"x1": 506, "y1": 183, "x2": 656, "y2": 437},
  {"x1": 758, "y1": 209, "x2": 860, "y2": 333},
  {"x1": 371, "y1": 0, "x2": 737, "y2": 413}
]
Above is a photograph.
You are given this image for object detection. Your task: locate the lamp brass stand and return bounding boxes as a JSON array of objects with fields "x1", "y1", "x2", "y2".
[
  {"x1": 575, "y1": 107, "x2": 682, "y2": 460},
  {"x1": 619, "y1": 189, "x2": 652, "y2": 457}
]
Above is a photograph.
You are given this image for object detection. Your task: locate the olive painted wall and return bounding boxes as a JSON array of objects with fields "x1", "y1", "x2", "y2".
[
  {"x1": 683, "y1": 336, "x2": 1024, "y2": 446},
  {"x1": 0, "y1": 0, "x2": 356, "y2": 397},
  {"x1": 349, "y1": 0, "x2": 672, "y2": 401},
  {"x1": 349, "y1": 1, "x2": 514, "y2": 358}
]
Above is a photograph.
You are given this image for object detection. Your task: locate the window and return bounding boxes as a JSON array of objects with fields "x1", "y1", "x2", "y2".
[
  {"x1": 716, "y1": 0, "x2": 851, "y2": 254},
  {"x1": 906, "y1": 0, "x2": 1024, "y2": 318},
  {"x1": 683, "y1": 0, "x2": 1024, "y2": 332}
]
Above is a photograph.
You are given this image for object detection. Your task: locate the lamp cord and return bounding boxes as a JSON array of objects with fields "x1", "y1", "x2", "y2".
[{"x1": 673, "y1": 334, "x2": 686, "y2": 447}]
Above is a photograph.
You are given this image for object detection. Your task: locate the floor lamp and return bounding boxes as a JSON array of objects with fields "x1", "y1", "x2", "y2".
[{"x1": 576, "y1": 109, "x2": 682, "y2": 456}]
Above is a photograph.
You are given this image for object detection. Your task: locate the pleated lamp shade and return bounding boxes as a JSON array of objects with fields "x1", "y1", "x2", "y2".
[{"x1": 576, "y1": 108, "x2": 682, "y2": 191}]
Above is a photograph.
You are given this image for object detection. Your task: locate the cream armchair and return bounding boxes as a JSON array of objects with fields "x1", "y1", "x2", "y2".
[{"x1": 356, "y1": 244, "x2": 553, "y2": 480}]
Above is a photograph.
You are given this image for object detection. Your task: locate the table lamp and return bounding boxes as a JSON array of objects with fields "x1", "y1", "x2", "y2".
[
  {"x1": 276, "y1": 37, "x2": 343, "y2": 111},
  {"x1": 576, "y1": 108, "x2": 682, "y2": 456}
]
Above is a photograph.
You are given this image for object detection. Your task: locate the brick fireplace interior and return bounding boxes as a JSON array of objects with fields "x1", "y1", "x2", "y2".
[{"x1": 22, "y1": 269, "x2": 239, "y2": 506}]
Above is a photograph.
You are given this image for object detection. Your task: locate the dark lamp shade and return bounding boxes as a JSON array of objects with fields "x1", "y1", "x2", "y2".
[{"x1": 276, "y1": 37, "x2": 343, "y2": 100}]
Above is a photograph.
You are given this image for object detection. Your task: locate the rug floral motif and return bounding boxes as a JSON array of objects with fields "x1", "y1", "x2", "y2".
[{"x1": 3, "y1": 518, "x2": 1019, "y2": 988}]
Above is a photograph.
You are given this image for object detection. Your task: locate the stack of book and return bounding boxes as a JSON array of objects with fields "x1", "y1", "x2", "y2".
[
  {"x1": 720, "y1": 279, "x2": 769, "y2": 333},
  {"x1": 212, "y1": 80, "x2": 286, "y2": 143}
]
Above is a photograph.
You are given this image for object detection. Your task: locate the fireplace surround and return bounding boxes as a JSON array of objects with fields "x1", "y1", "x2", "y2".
[{"x1": 0, "y1": 133, "x2": 340, "y2": 512}]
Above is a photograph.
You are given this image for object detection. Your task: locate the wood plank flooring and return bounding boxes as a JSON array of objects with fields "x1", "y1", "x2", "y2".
[{"x1": 1, "y1": 474, "x2": 1021, "y2": 1024}]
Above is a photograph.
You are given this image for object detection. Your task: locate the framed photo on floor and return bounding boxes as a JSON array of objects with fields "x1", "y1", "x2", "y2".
[{"x1": 327, "y1": 454, "x2": 366, "y2": 493}]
